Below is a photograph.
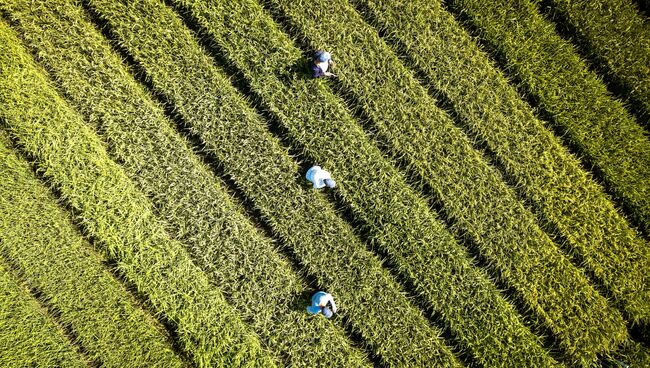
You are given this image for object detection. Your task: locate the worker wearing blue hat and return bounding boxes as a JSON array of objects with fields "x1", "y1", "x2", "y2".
[
  {"x1": 307, "y1": 291, "x2": 337, "y2": 319},
  {"x1": 311, "y1": 50, "x2": 337, "y2": 78}
]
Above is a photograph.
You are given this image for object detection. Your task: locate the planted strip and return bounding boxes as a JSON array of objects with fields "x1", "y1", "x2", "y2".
[
  {"x1": 545, "y1": 0, "x2": 650, "y2": 119},
  {"x1": 446, "y1": 0, "x2": 650, "y2": 235},
  {"x1": 202, "y1": 0, "x2": 625, "y2": 363},
  {"x1": 0, "y1": 130, "x2": 185, "y2": 367},
  {"x1": 609, "y1": 340, "x2": 650, "y2": 367},
  {"x1": 1, "y1": 1, "x2": 370, "y2": 366},
  {"x1": 344, "y1": 0, "x2": 650, "y2": 324},
  {"x1": 86, "y1": 0, "x2": 463, "y2": 366},
  {"x1": 0, "y1": 19, "x2": 274, "y2": 368},
  {"x1": 0, "y1": 261, "x2": 86, "y2": 368}
]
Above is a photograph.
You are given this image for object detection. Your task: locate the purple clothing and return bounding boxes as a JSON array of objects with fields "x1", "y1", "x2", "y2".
[{"x1": 311, "y1": 63, "x2": 326, "y2": 78}]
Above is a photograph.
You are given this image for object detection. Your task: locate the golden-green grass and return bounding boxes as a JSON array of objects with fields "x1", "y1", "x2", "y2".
[
  {"x1": 543, "y1": 0, "x2": 650, "y2": 121},
  {"x1": 0, "y1": 19, "x2": 274, "y2": 368},
  {"x1": 85, "y1": 0, "x2": 465, "y2": 365},
  {"x1": 0, "y1": 261, "x2": 86, "y2": 367},
  {"x1": 0, "y1": 0, "x2": 647, "y2": 366},
  {"x1": 183, "y1": 0, "x2": 627, "y2": 364},
  {"x1": 0, "y1": 130, "x2": 184, "y2": 367},
  {"x1": 446, "y1": 0, "x2": 650, "y2": 236},
  {"x1": 345, "y1": 0, "x2": 650, "y2": 329},
  {"x1": 0, "y1": 1, "x2": 370, "y2": 366}
]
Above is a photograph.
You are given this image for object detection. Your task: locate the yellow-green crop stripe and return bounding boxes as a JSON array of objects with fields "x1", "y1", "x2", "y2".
[
  {"x1": 0, "y1": 19, "x2": 274, "y2": 368},
  {"x1": 0, "y1": 262, "x2": 87, "y2": 368},
  {"x1": 0, "y1": 0, "x2": 370, "y2": 366},
  {"x1": 0, "y1": 130, "x2": 185, "y2": 367}
]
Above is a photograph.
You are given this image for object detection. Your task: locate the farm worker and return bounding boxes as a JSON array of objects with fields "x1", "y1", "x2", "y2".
[
  {"x1": 311, "y1": 50, "x2": 337, "y2": 78},
  {"x1": 306, "y1": 165, "x2": 336, "y2": 189},
  {"x1": 307, "y1": 291, "x2": 337, "y2": 319}
]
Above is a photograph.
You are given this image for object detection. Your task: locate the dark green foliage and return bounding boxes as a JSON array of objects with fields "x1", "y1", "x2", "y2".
[
  {"x1": 0, "y1": 262, "x2": 87, "y2": 368},
  {"x1": 347, "y1": 0, "x2": 650, "y2": 328},
  {"x1": 448, "y1": 0, "x2": 650, "y2": 236},
  {"x1": 1, "y1": 1, "x2": 370, "y2": 366},
  {"x1": 0, "y1": 20, "x2": 275, "y2": 368},
  {"x1": 545, "y1": 0, "x2": 650, "y2": 120}
]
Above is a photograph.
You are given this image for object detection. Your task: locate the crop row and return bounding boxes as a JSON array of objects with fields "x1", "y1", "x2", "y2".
[
  {"x1": 545, "y1": 0, "x2": 650, "y2": 121},
  {"x1": 0, "y1": 260, "x2": 86, "y2": 367},
  {"x1": 0, "y1": 130, "x2": 183, "y2": 367},
  {"x1": 250, "y1": 0, "x2": 627, "y2": 363},
  {"x1": 1, "y1": 1, "x2": 370, "y2": 366},
  {"x1": 345, "y1": 0, "x2": 650, "y2": 324},
  {"x1": 85, "y1": 0, "x2": 461, "y2": 366},
  {"x1": 446, "y1": 0, "x2": 650, "y2": 235},
  {"x1": 0, "y1": 20, "x2": 274, "y2": 368},
  {"x1": 612, "y1": 341, "x2": 650, "y2": 367}
]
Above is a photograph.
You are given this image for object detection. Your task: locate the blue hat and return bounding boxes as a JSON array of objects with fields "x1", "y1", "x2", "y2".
[
  {"x1": 317, "y1": 51, "x2": 331, "y2": 62},
  {"x1": 322, "y1": 306, "x2": 334, "y2": 319},
  {"x1": 307, "y1": 305, "x2": 321, "y2": 315}
]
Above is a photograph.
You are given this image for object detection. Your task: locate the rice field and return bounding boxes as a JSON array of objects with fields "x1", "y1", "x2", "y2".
[{"x1": 0, "y1": 0, "x2": 648, "y2": 367}]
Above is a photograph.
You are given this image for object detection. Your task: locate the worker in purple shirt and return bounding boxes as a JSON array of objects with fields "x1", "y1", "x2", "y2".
[
  {"x1": 307, "y1": 291, "x2": 338, "y2": 318},
  {"x1": 311, "y1": 50, "x2": 337, "y2": 78}
]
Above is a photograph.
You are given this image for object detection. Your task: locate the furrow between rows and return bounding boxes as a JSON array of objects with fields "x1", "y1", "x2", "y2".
[
  {"x1": 195, "y1": 0, "x2": 627, "y2": 364},
  {"x1": 343, "y1": 0, "x2": 650, "y2": 325},
  {"x1": 542, "y1": 0, "x2": 650, "y2": 121},
  {"x1": 444, "y1": 0, "x2": 650, "y2": 235},
  {"x1": 0, "y1": 260, "x2": 87, "y2": 367}
]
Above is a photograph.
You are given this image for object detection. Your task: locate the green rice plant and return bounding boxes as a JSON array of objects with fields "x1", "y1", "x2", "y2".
[
  {"x1": 0, "y1": 1, "x2": 370, "y2": 366},
  {"x1": 607, "y1": 340, "x2": 650, "y2": 368},
  {"x1": 85, "y1": 0, "x2": 464, "y2": 366},
  {"x1": 213, "y1": 0, "x2": 626, "y2": 363},
  {"x1": 0, "y1": 19, "x2": 274, "y2": 368},
  {"x1": 544, "y1": 0, "x2": 650, "y2": 120},
  {"x1": 344, "y1": 0, "x2": 650, "y2": 325},
  {"x1": 446, "y1": 0, "x2": 650, "y2": 235},
  {"x1": 0, "y1": 131, "x2": 185, "y2": 367},
  {"x1": 0, "y1": 262, "x2": 87, "y2": 368}
]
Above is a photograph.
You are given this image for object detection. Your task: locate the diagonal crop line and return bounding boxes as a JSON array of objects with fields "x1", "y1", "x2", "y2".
[
  {"x1": 442, "y1": 0, "x2": 650, "y2": 236},
  {"x1": 245, "y1": 0, "x2": 630, "y2": 364},
  {"x1": 0, "y1": 259, "x2": 88, "y2": 368},
  {"x1": 0, "y1": 248, "x2": 101, "y2": 368},
  {"x1": 605, "y1": 340, "x2": 650, "y2": 367},
  {"x1": 84, "y1": 0, "x2": 464, "y2": 366},
  {"x1": 342, "y1": 0, "x2": 650, "y2": 329},
  {"x1": 539, "y1": 0, "x2": 650, "y2": 124},
  {"x1": 0, "y1": 128, "x2": 186, "y2": 367},
  {"x1": 0, "y1": 19, "x2": 275, "y2": 368},
  {"x1": 1, "y1": 1, "x2": 372, "y2": 366}
]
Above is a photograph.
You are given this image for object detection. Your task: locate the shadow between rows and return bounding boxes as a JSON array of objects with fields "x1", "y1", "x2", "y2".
[
  {"x1": 537, "y1": 0, "x2": 650, "y2": 131},
  {"x1": 0, "y1": 244, "x2": 100, "y2": 367}
]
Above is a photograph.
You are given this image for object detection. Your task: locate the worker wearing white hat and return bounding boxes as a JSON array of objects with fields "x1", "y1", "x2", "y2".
[{"x1": 306, "y1": 165, "x2": 336, "y2": 189}]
